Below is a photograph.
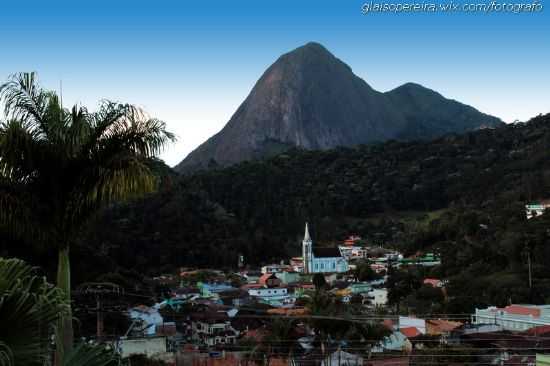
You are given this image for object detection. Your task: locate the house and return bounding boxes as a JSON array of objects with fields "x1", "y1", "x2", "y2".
[
  {"x1": 340, "y1": 245, "x2": 368, "y2": 260},
  {"x1": 344, "y1": 235, "x2": 362, "y2": 246},
  {"x1": 261, "y1": 264, "x2": 289, "y2": 274},
  {"x1": 302, "y1": 223, "x2": 349, "y2": 274},
  {"x1": 155, "y1": 322, "x2": 177, "y2": 337},
  {"x1": 425, "y1": 319, "x2": 462, "y2": 345},
  {"x1": 423, "y1": 278, "x2": 443, "y2": 288},
  {"x1": 320, "y1": 350, "x2": 363, "y2": 366},
  {"x1": 116, "y1": 336, "x2": 167, "y2": 358},
  {"x1": 258, "y1": 273, "x2": 282, "y2": 287},
  {"x1": 197, "y1": 282, "x2": 235, "y2": 298},
  {"x1": 275, "y1": 270, "x2": 301, "y2": 284},
  {"x1": 190, "y1": 311, "x2": 239, "y2": 346},
  {"x1": 129, "y1": 305, "x2": 164, "y2": 336},
  {"x1": 247, "y1": 273, "x2": 293, "y2": 306},
  {"x1": 399, "y1": 253, "x2": 441, "y2": 266},
  {"x1": 349, "y1": 282, "x2": 372, "y2": 294},
  {"x1": 370, "y1": 263, "x2": 386, "y2": 274},
  {"x1": 242, "y1": 270, "x2": 262, "y2": 283},
  {"x1": 248, "y1": 286, "x2": 290, "y2": 301},
  {"x1": 473, "y1": 304, "x2": 550, "y2": 331},
  {"x1": 367, "y1": 288, "x2": 388, "y2": 306},
  {"x1": 399, "y1": 316, "x2": 426, "y2": 335},
  {"x1": 426, "y1": 319, "x2": 462, "y2": 336},
  {"x1": 372, "y1": 331, "x2": 412, "y2": 353},
  {"x1": 217, "y1": 289, "x2": 251, "y2": 307},
  {"x1": 400, "y1": 327, "x2": 422, "y2": 339},
  {"x1": 524, "y1": 325, "x2": 550, "y2": 336},
  {"x1": 526, "y1": 201, "x2": 550, "y2": 219},
  {"x1": 290, "y1": 257, "x2": 304, "y2": 272}
]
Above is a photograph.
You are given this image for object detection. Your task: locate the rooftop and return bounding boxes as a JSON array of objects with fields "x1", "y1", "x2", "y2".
[
  {"x1": 400, "y1": 327, "x2": 422, "y2": 338},
  {"x1": 313, "y1": 247, "x2": 342, "y2": 258}
]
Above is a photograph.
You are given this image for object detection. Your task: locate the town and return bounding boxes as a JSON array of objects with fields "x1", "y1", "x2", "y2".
[
  {"x1": 0, "y1": 4, "x2": 549, "y2": 364},
  {"x1": 85, "y1": 216, "x2": 550, "y2": 366}
]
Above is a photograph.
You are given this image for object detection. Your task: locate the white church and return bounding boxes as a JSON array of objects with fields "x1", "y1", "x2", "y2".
[{"x1": 302, "y1": 223, "x2": 349, "y2": 274}]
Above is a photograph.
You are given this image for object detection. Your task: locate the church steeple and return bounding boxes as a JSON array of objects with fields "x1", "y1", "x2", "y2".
[
  {"x1": 302, "y1": 222, "x2": 313, "y2": 274},
  {"x1": 304, "y1": 222, "x2": 311, "y2": 242}
]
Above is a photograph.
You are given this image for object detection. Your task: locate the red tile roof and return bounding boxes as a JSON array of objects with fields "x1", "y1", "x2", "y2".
[
  {"x1": 258, "y1": 273, "x2": 282, "y2": 286},
  {"x1": 423, "y1": 278, "x2": 442, "y2": 287},
  {"x1": 524, "y1": 325, "x2": 550, "y2": 336},
  {"x1": 400, "y1": 327, "x2": 422, "y2": 338},
  {"x1": 501, "y1": 305, "x2": 541, "y2": 317},
  {"x1": 426, "y1": 319, "x2": 462, "y2": 335}
]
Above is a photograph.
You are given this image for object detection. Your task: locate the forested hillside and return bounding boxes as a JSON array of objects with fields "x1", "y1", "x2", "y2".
[{"x1": 3, "y1": 113, "x2": 550, "y2": 310}]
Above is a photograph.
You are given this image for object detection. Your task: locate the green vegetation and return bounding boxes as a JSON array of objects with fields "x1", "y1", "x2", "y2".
[
  {"x1": 3, "y1": 76, "x2": 550, "y2": 319},
  {"x1": 0, "y1": 72, "x2": 174, "y2": 363},
  {"x1": 60, "y1": 113, "x2": 550, "y2": 314},
  {"x1": 353, "y1": 260, "x2": 382, "y2": 282},
  {"x1": 304, "y1": 289, "x2": 391, "y2": 355},
  {"x1": 0, "y1": 257, "x2": 118, "y2": 366},
  {"x1": 312, "y1": 273, "x2": 327, "y2": 290}
]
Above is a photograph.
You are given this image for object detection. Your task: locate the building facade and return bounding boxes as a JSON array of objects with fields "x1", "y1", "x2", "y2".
[
  {"x1": 302, "y1": 223, "x2": 349, "y2": 274},
  {"x1": 473, "y1": 304, "x2": 550, "y2": 331}
]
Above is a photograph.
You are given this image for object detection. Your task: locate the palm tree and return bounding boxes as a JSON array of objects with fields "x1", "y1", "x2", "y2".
[
  {"x1": 250, "y1": 319, "x2": 296, "y2": 365},
  {"x1": 0, "y1": 72, "x2": 175, "y2": 364}
]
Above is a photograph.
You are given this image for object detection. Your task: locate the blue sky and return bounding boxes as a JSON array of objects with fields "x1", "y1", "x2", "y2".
[{"x1": 0, "y1": 0, "x2": 548, "y2": 166}]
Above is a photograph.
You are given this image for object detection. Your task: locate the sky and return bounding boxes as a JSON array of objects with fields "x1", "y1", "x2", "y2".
[{"x1": 0, "y1": 0, "x2": 548, "y2": 166}]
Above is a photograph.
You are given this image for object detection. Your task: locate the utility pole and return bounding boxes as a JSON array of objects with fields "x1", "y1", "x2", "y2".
[
  {"x1": 96, "y1": 296, "x2": 104, "y2": 342},
  {"x1": 527, "y1": 249, "x2": 533, "y2": 289},
  {"x1": 76, "y1": 282, "x2": 122, "y2": 342},
  {"x1": 524, "y1": 239, "x2": 533, "y2": 289}
]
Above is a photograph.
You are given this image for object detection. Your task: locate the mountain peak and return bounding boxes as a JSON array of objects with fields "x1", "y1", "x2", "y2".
[
  {"x1": 175, "y1": 44, "x2": 503, "y2": 173},
  {"x1": 277, "y1": 42, "x2": 341, "y2": 66},
  {"x1": 297, "y1": 41, "x2": 330, "y2": 52},
  {"x1": 389, "y1": 82, "x2": 442, "y2": 98}
]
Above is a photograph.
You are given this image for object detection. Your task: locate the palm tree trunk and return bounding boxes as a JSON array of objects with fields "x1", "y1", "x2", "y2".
[{"x1": 55, "y1": 246, "x2": 74, "y2": 365}]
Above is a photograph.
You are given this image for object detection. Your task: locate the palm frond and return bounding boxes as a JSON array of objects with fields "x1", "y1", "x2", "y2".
[
  {"x1": 91, "y1": 102, "x2": 175, "y2": 158},
  {"x1": 65, "y1": 105, "x2": 91, "y2": 157},
  {"x1": 0, "y1": 73, "x2": 51, "y2": 136},
  {"x1": 62, "y1": 343, "x2": 120, "y2": 366},
  {"x1": 66, "y1": 154, "x2": 156, "y2": 224},
  {"x1": 0, "y1": 258, "x2": 68, "y2": 366},
  {"x1": 0, "y1": 179, "x2": 47, "y2": 243},
  {"x1": 0, "y1": 341, "x2": 13, "y2": 366},
  {"x1": 0, "y1": 118, "x2": 46, "y2": 182}
]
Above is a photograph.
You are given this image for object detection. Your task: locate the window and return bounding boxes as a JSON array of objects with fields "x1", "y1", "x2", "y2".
[{"x1": 333, "y1": 262, "x2": 336, "y2": 269}]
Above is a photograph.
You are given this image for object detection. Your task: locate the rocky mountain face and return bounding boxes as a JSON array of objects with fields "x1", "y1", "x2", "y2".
[{"x1": 175, "y1": 42, "x2": 502, "y2": 173}]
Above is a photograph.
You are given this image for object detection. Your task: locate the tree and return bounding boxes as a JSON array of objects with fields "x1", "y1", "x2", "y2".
[
  {"x1": 353, "y1": 260, "x2": 380, "y2": 282},
  {"x1": 261, "y1": 318, "x2": 297, "y2": 361},
  {"x1": 0, "y1": 257, "x2": 119, "y2": 366},
  {"x1": 387, "y1": 267, "x2": 422, "y2": 311},
  {"x1": 0, "y1": 72, "x2": 174, "y2": 364},
  {"x1": 312, "y1": 273, "x2": 327, "y2": 290}
]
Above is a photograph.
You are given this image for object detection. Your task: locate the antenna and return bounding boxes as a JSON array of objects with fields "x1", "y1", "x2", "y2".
[{"x1": 59, "y1": 79, "x2": 63, "y2": 109}]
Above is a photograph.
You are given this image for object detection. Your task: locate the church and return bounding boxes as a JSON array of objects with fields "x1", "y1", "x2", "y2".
[{"x1": 302, "y1": 223, "x2": 349, "y2": 274}]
